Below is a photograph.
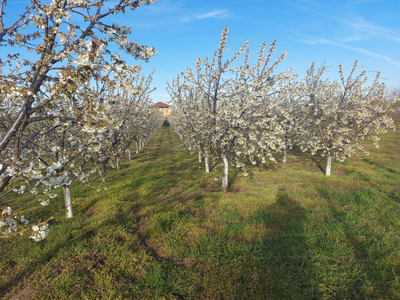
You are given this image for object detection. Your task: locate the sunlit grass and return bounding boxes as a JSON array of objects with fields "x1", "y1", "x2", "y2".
[{"x1": 1, "y1": 126, "x2": 400, "y2": 299}]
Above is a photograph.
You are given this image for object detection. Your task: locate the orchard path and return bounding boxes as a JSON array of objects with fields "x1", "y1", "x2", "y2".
[{"x1": 122, "y1": 126, "x2": 216, "y2": 262}]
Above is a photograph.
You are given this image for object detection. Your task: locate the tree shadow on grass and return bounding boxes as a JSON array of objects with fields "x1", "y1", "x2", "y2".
[
  {"x1": 1, "y1": 173, "x2": 201, "y2": 299},
  {"x1": 3, "y1": 176, "x2": 320, "y2": 298},
  {"x1": 363, "y1": 158, "x2": 399, "y2": 175},
  {"x1": 289, "y1": 146, "x2": 326, "y2": 174},
  {"x1": 0, "y1": 127, "x2": 210, "y2": 299},
  {"x1": 188, "y1": 188, "x2": 320, "y2": 299},
  {"x1": 249, "y1": 188, "x2": 319, "y2": 299},
  {"x1": 0, "y1": 188, "x2": 106, "y2": 298},
  {"x1": 314, "y1": 185, "x2": 400, "y2": 299},
  {"x1": 358, "y1": 158, "x2": 400, "y2": 203},
  {"x1": 0, "y1": 221, "x2": 85, "y2": 298},
  {"x1": 309, "y1": 155, "x2": 325, "y2": 174},
  {"x1": 1, "y1": 203, "x2": 196, "y2": 299}
]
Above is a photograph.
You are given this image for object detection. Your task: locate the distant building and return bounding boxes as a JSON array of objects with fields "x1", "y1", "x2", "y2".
[{"x1": 154, "y1": 101, "x2": 171, "y2": 119}]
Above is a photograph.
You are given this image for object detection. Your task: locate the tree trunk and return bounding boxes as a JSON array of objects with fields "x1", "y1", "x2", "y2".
[
  {"x1": 127, "y1": 142, "x2": 132, "y2": 160},
  {"x1": 0, "y1": 175, "x2": 11, "y2": 194},
  {"x1": 135, "y1": 141, "x2": 139, "y2": 154},
  {"x1": 283, "y1": 147, "x2": 287, "y2": 163},
  {"x1": 63, "y1": 185, "x2": 73, "y2": 218},
  {"x1": 99, "y1": 161, "x2": 108, "y2": 182},
  {"x1": 116, "y1": 155, "x2": 121, "y2": 170},
  {"x1": 325, "y1": 151, "x2": 332, "y2": 176},
  {"x1": 198, "y1": 150, "x2": 202, "y2": 162},
  {"x1": 205, "y1": 151, "x2": 210, "y2": 173},
  {"x1": 222, "y1": 155, "x2": 229, "y2": 192},
  {"x1": 139, "y1": 139, "x2": 142, "y2": 150}
]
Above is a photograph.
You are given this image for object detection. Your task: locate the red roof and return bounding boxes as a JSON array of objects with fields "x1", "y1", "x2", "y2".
[{"x1": 154, "y1": 101, "x2": 170, "y2": 108}]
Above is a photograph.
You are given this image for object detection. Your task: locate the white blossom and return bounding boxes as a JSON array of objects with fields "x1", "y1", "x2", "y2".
[
  {"x1": 30, "y1": 224, "x2": 50, "y2": 242},
  {"x1": 2, "y1": 207, "x2": 12, "y2": 216}
]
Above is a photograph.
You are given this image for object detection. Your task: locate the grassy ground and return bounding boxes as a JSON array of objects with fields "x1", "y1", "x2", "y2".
[{"x1": 1, "y1": 126, "x2": 400, "y2": 299}]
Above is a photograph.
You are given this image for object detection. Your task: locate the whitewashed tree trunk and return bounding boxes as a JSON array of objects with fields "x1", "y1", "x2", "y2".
[
  {"x1": 283, "y1": 147, "x2": 287, "y2": 163},
  {"x1": 205, "y1": 151, "x2": 210, "y2": 173},
  {"x1": 198, "y1": 150, "x2": 202, "y2": 162},
  {"x1": 325, "y1": 151, "x2": 332, "y2": 176},
  {"x1": 99, "y1": 161, "x2": 107, "y2": 182},
  {"x1": 139, "y1": 139, "x2": 142, "y2": 150},
  {"x1": 135, "y1": 141, "x2": 139, "y2": 154},
  {"x1": 222, "y1": 155, "x2": 229, "y2": 192},
  {"x1": 63, "y1": 184, "x2": 73, "y2": 218},
  {"x1": 127, "y1": 142, "x2": 132, "y2": 160},
  {"x1": 116, "y1": 155, "x2": 121, "y2": 170}
]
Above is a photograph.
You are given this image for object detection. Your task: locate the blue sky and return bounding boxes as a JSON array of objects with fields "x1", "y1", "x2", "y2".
[
  {"x1": 129, "y1": 0, "x2": 400, "y2": 103},
  {"x1": 3, "y1": 0, "x2": 400, "y2": 103}
]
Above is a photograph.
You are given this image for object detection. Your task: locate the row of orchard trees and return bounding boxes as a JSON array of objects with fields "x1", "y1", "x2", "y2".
[
  {"x1": 0, "y1": 0, "x2": 163, "y2": 241},
  {"x1": 168, "y1": 27, "x2": 396, "y2": 192}
]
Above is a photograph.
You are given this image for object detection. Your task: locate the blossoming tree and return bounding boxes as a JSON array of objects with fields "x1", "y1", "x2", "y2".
[
  {"x1": 271, "y1": 81, "x2": 305, "y2": 163},
  {"x1": 167, "y1": 80, "x2": 212, "y2": 173},
  {"x1": 0, "y1": 0, "x2": 157, "y2": 240},
  {"x1": 298, "y1": 61, "x2": 395, "y2": 176},
  {"x1": 168, "y1": 27, "x2": 294, "y2": 192}
]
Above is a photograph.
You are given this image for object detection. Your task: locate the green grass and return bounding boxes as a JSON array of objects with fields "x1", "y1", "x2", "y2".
[{"x1": 1, "y1": 126, "x2": 400, "y2": 299}]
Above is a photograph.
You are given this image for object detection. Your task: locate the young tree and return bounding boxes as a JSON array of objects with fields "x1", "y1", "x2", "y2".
[
  {"x1": 168, "y1": 84, "x2": 212, "y2": 173},
  {"x1": 298, "y1": 61, "x2": 395, "y2": 176},
  {"x1": 0, "y1": 0, "x2": 157, "y2": 239},
  {"x1": 272, "y1": 81, "x2": 305, "y2": 163},
  {"x1": 0, "y1": 0, "x2": 156, "y2": 194},
  {"x1": 117, "y1": 72, "x2": 160, "y2": 161},
  {"x1": 169, "y1": 27, "x2": 294, "y2": 192}
]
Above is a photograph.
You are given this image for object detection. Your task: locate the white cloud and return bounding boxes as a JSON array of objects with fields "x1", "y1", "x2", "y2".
[
  {"x1": 336, "y1": 17, "x2": 400, "y2": 43},
  {"x1": 179, "y1": 9, "x2": 229, "y2": 23},
  {"x1": 194, "y1": 9, "x2": 228, "y2": 20},
  {"x1": 334, "y1": 36, "x2": 371, "y2": 42},
  {"x1": 302, "y1": 38, "x2": 400, "y2": 68}
]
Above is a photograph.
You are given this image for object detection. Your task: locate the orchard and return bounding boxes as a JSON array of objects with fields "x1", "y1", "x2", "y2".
[
  {"x1": 1, "y1": 2, "x2": 400, "y2": 299},
  {"x1": 0, "y1": 0, "x2": 162, "y2": 240},
  {"x1": 0, "y1": 0, "x2": 397, "y2": 245},
  {"x1": 169, "y1": 27, "x2": 396, "y2": 192}
]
